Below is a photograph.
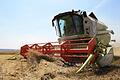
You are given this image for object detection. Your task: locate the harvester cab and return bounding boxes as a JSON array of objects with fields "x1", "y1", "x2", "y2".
[
  {"x1": 52, "y1": 10, "x2": 114, "y2": 45},
  {"x1": 52, "y1": 10, "x2": 97, "y2": 42},
  {"x1": 20, "y1": 10, "x2": 114, "y2": 73}
]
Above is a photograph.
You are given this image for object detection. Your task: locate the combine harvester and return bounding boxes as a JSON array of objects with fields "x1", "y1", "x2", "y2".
[{"x1": 20, "y1": 10, "x2": 114, "y2": 73}]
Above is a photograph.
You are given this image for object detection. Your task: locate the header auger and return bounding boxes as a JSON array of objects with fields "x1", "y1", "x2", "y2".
[{"x1": 20, "y1": 10, "x2": 114, "y2": 73}]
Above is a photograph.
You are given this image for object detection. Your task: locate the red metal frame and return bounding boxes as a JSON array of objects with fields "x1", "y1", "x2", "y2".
[{"x1": 20, "y1": 38, "x2": 97, "y2": 63}]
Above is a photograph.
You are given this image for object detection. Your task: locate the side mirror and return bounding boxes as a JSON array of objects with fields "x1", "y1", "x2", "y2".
[
  {"x1": 110, "y1": 30, "x2": 114, "y2": 34},
  {"x1": 52, "y1": 20, "x2": 54, "y2": 27}
]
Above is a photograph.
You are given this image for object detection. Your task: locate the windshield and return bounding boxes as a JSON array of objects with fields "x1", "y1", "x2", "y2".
[
  {"x1": 58, "y1": 15, "x2": 76, "y2": 36},
  {"x1": 53, "y1": 14, "x2": 84, "y2": 37}
]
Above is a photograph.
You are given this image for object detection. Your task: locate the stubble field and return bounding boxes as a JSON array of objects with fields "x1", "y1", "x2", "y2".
[{"x1": 0, "y1": 47, "x2": 120, "y2": 80}]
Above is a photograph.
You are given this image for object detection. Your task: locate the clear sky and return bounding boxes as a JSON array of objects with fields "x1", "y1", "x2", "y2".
[{"x1": 0, "y1": 0, "x2": 120, "y2": 49}]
